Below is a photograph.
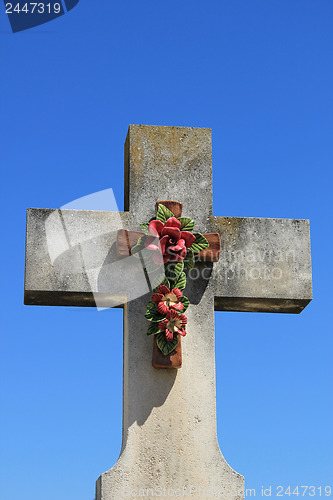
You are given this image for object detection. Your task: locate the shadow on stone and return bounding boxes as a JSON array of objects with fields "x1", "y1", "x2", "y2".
[{"x1": 185, "y1": 262, "x2": 212, "y2": 304}]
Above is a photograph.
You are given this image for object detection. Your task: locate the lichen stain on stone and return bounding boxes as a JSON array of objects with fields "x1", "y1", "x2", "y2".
[
  {"x1": 291, "y1": 218, "x2": 306, "y2": 231},
  {"x1": 130, "y1": 144, "x2": 145, "y2": 184},
  {"x1": 130, "y1": 125, "x2": 211, "y2": 175},
  {"x1": 212, "y1": 217, "x2": 244, "y2": 241}
]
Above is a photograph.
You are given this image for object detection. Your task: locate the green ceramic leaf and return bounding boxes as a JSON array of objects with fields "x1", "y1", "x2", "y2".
[
  {"x1": 189, "y1": 233, "x2": 209, "y2": 253},
  {"x1": 151, "y1": 273, "x2": 168, "y2": 290},
  {"x1": 131, "y1": 235, "x2": 146, "y2": 255},
  {"x1": 153, "y1": 277, "x2": 170, "y2": 293},
  {"x1": 146, "y1": 309, "x2": 166, "y2": 322},
  {"x1": 130, "y1": 245, "x2": 142, "y2": 256},
  {"x1": 178, "y1": 217, "x2": 195, "y2": 232},
  {"x1": 145, "y1": 301, "x2": 157, "y2": 320},
  {"x1": 147, "y1": 322, "x2": 163, "y2": 336},
  {"x1": 165, "y1": 263, "x2": 175, "y2": 281},
  {"x1": 174, "y1": 260, "x2": 184, "y2": 276},
  {"x1": 137, "y1": 235, "x2": 146, "y2": 246},
  {"x1": 184, "y1": 249, "x2": 195, "y2": 269},
  {"x1": 146, "y1": 300, "x2": 156, "y2": 311},
  {"x1": 179, "y1": 295, "x2": 190, "y2": 312},
  {"x1": 165, "y1": 261, "x2": 184, "y2": 282},
  {"x1": 174, "y1": 272, "x2": 186, "y2": 290},
  {"x1": 156, "y1": 204, "x2": 175, "y2": 223},
  {"x1": 153, "y1": 312, "x2": 166, "y2": 322},
  {"x1": 156, "y1": 332, "x2": 179, "y2": 355},
  {"x1": 140, "y1": 223, "x2": 150, "y2": 235}
]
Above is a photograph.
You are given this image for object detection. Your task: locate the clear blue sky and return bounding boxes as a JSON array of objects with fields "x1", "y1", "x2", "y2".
[{"x1": 1, "y1": 1, "x2": 332, "y2": 499}]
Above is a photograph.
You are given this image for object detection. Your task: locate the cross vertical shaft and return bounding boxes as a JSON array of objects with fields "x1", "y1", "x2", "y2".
[{"x1": 97, "y1": 125, "x2": 242, "y2": 499}]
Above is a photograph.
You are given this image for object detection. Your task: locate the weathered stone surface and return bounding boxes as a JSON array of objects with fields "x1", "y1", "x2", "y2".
[
  {"x1": 212, "y1": 216, "x2": 312, "y2": 313},
  {"x1": 124, "y1": 125, "x2": 213, "y2": 226},
  {"x1": 24, "y1": 125, "x2": 312, "y2": 500},
  {"x1": 24, "y1": 208, "x2": 136, "y2": 306}
]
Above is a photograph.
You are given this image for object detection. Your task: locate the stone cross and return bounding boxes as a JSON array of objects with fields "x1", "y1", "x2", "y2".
[{"x1": 24, "y1": 125, "x2": 312, "y2": 500}]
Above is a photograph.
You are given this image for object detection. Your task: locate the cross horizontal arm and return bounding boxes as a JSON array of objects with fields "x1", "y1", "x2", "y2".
[{"x1": 24, "y1": 209, "x2": 312, "y2": 313}]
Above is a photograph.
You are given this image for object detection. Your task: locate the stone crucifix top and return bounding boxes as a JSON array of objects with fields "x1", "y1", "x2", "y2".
[{"x1": 24, "y1": 125, "x2": 312, "y2": 500}]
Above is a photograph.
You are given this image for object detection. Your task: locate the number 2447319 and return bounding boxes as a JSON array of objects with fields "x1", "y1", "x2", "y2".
[
  {"x1": 276, "y1": 486, "x2": 331, "y2": 497},
  {"x1": 6, "y1": 3, "x2": 62, "y2": 14}
]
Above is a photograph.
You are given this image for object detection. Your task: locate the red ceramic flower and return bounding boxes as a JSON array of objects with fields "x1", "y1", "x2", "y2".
[
  {"x1": 152, "y1": 285, "x2": 184, "y2": 315},
  {"x1": 158, "y1": 309, "x2": 187, "y2": 341},
  {"x1": 144, "y1": 217, "x2": 196, "y2": 264}
]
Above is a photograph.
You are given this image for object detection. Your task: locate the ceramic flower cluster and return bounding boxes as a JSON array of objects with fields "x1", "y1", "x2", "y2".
[{"x1": 131, "y1": 204, "x2": 209, "y2": 356}]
